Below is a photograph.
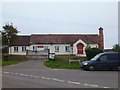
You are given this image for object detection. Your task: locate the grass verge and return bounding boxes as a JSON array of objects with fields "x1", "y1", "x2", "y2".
[
  {"x1": 0, "y1": 55, "x2": 27, "y2": 66},
  {"x1": 44, "y1": 60, "x2": 80, "y2": 69},
  {"x1": 44, "y1": 55, "x2": 87, "y2": 69},
  {"x1": 1, "y1": 60, "x2": 26, "y2": 66}
]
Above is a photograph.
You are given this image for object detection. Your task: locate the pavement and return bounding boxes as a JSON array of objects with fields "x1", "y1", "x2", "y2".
[{"x1": 2, "y1": 60, "x2": 119, "y2": 88}]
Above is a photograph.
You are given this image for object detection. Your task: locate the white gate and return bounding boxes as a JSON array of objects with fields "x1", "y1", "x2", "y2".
[{"x1": 26, "y1": 50, "x2": 49, "y2": 60}]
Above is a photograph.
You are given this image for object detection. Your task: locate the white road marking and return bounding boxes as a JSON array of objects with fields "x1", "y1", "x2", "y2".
[
  {"x1": 103, "y1": 87, "x2": 110, "y2": 88},
  {"x1": 30, "y1": 75, "x2": 39, "y2": 78},
  {"x1": 89, "y1": 84, "x2": 98, "y2": 87},
  {"x1": 51, "y1": 78, "x2": 65, "y2": 82},
  {"x1": 29, "y1": 75, "x2": 34, "y2": 77},
  {"x1": 68, "y1": 81, "x2": 80, "y2": 85},
  {"x1": 20, "y1": 73, "x2": 27, "y2": 76},
  {"x1": 23, "y1": 74, "x2": 29, "y2": 77},
  {"x1": 84, "y1": 83, "x2": 98, "y2": 87},
  {"x1": 3, "y1": 71, "x2": 111, "y2": 88},
  {"x1": 10, "y1": 72, "x2": 19, "y2": 75},
  {"x1": 41, "y1": 77, "x2": 51, "y2": 80},
  {"x1": 3, "y1": 72, "x2": 10, "y2": 74}
]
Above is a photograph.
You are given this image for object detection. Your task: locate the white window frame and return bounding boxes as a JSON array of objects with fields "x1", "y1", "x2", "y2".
[
  {"x1": 65, "y1": 46, "x2": 71, "y2": 52},
  {"x1": 14, "y1": 46, "x2": 18, "y2": 52},
  {"x1": 22, "y1": 46, "x2": 26, "y2": 52},
  {"x1": 55, "y1": 46, "x2": 59, "y2": 52},
  {"x1": 33, "y1": 46, "x2": 37, "y2": 51}
]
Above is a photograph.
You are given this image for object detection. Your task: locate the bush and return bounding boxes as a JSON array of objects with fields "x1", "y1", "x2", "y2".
[
  {"x1": 112, "y1": 44, "x2": 120, "y2": 52},
  {"x1": 85, "y1": 47, "x2": 103, "y2": 60}
]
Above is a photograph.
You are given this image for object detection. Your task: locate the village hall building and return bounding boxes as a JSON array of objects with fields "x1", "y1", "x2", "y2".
[{"x1": 9, "y1": 27, "x2": 104, "y2": 56}]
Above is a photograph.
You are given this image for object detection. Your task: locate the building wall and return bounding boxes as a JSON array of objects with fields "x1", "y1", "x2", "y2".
[
  {"x1": 9, "y1": 46, "x2": 30, "y2": 55},
  {"x1": 73, "y1": 39, "x2": 87, "y2": 56},
  {"x1": 88, "y1": 44, "x2": 99, "y2": 48},
  {"x1": 9, "y1": 43, "x2": 98, "y2": 55},
  {"x1": 30, "y1": 44, "x2": 72, "y2": 55}
]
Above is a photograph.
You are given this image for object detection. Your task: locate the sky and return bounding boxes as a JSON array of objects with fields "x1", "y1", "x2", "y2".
[{"x1": 0, "y1": 0, "x2": 118, "y2": 49}]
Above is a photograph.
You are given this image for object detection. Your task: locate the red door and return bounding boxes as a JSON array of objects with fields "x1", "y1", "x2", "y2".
[{"x1": 77, "y1": 43, "x2": 84, "y2": 54}]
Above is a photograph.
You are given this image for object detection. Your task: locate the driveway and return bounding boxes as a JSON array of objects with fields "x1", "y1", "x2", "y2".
[{"x1": 2, "y1": 60, "x2": 119, "y2": 88}]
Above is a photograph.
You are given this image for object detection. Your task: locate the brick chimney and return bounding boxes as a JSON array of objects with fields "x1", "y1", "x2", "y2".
[{"x1": 99, "y1": 27, "x2": 104, "y2": 50}]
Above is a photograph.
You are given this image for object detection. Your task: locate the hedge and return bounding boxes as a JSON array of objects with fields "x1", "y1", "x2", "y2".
[{"x1": 85, "y1": 47, "x2": 103, "y2": 60}]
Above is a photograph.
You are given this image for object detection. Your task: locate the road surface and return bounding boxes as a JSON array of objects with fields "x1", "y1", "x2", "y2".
[{"x1": 2, "y1": 60, "x2": 119, "y2": 88}]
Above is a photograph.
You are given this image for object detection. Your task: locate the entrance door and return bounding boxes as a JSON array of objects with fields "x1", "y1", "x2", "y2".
[{"x1": 77, "y1": 43, "x2": 84, "y2": 54}]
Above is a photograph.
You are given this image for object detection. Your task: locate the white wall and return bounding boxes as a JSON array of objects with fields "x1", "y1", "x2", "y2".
[
  {"x1": 50, "y1": 44, "x2": 72, "y2": 55},
  {"x1": 30, "y1": 44, "x2": 72, "y2": 55},
  {"x1": 30, "y1": 44, "x2": 49, "y2": 51},
  {"x1": 9, "y1": 46, "x2": 30, "y2": 55},
  {"x1": 72, "y1": 39, "x2": 99, "y2": 56},
  {"x1": 88, "y1": 44, "x2": 98, "y2": 48},
  {"x1": 9, "y1": 43, "x2": 98, "y2": 55},
  {"x1": 73, "y1": 39, "x2": 87, "y2": 56}
]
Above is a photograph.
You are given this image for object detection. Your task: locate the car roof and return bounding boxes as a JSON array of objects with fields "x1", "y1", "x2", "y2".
[{"x1": 102, "y1": 52, "x2": 120, "y2": 55}]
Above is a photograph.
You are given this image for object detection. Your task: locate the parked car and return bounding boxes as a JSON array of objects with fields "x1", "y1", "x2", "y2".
[{"x1": 80, "y1": 52, "x2": 120, "y2": 71}]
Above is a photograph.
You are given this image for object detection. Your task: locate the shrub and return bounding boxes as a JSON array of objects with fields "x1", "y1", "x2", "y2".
[
  {"x1": 85, "y1": 47, "x2": 103, "y2": 60},
  {"x1": 112, "y1": 44, "x2": 120, "y2": 52}
]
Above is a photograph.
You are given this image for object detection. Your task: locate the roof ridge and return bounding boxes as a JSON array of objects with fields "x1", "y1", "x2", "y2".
[
  {"x1": 31, "y1": 34, "x2": 99, "y2": 36},
  {"x1": 18, "y1": 35, "x2": 31, "y2": 37}
]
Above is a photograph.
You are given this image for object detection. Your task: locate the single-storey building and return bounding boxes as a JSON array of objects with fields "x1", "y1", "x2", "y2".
[{"x1": 9, "y1": 27, "x2": 104, "y2": 56}]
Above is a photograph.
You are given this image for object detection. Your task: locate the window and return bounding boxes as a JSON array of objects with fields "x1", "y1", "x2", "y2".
[
  {"x1": 99, "y1": 55, "x2": 107, "y2": 61},
  {"x1": 14, "y1": 47, "x2": 18, "y2": 52},
  {"x1": 55, "y1": 46, "x2": 59, "y2": 52},
  {"x1": 33, "y1": 46, "x2": 37, "y2": 51},
  {"x1": 44, "y1": 46, "x2": 48, "y2": 50},
  {"x1": 108, "y1": 54, "x2": 119, "y2": 60},
  {"x1": 65, "y1": 46, "x2": 70, "y2": 52},
  {"x1": 22, "y1": 47, "x2": 26, "y2": 52}
]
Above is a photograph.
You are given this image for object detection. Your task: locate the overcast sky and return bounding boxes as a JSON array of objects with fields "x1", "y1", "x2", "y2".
[{"x1": 1, "y1": 1, "x2": 118, "y2": 49}]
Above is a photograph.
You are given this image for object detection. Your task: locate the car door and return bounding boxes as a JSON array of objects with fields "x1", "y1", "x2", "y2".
[{"x1": 96, "y1": 54, "x2": 108, "y2": 70}]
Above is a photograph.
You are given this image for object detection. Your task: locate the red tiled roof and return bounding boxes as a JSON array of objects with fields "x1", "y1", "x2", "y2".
[
  {"x1": 30, "y1": 34, "x2": 99, "y2": 44},
  {"x1": 10, "y1": 34, "x2": 100, "y2": 46},
  {"x1": 10, "y1": 35, "x2": 30, "y2": 46}
]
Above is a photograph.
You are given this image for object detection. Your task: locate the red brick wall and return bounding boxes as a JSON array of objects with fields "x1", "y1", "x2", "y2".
[{"x1": 99, "y1": 27, "x2": 104, "y2": 50}]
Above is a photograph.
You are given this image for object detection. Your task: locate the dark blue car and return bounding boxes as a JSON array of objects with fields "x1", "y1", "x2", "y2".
[{"x1": 81, "y1": 52, "x2": 120, "y2": 71}]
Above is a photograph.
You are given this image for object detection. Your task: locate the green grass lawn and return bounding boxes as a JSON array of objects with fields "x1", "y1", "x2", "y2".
[
  {"x1": 44, "y1": 60, "x2": 80, "y2": 69},
  {"x1": 44, "y1": 55, "x2": 87, "y2": 69},
  {"x1": 1, "y1": 59, "x2": 26, "y2": 66},
  {"x1": 0, "y1": 55, "x2": 27, "y2": 66}
]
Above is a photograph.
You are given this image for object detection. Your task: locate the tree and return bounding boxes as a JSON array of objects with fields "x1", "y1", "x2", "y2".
[
  {"x1": 112, "y1": 44, "x2": 120, "y2": 52},
  {"x1": 1, "y1": 23, "x2": 19, "y2": 60}
]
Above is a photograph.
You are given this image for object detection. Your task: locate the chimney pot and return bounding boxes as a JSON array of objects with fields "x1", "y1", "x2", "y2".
[{"x1": 99, "y1": 27, "x2": 103, "y2": 30}]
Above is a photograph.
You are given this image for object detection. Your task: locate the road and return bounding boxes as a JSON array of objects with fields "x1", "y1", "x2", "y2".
[{"x1": 2, "y1": 60, "x2": 119, "y2": 88}]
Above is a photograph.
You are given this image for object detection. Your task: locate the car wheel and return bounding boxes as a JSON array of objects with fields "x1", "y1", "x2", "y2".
[
  {"x1": 89, "y1": 66, "x2": 95, "y2": 71},
  {"x1": 117, "y1": 66, "x2": 120, "y2": 71}
]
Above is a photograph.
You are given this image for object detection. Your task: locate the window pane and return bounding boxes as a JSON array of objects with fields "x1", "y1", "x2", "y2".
[
  {"x1": 55, "y1": 46, "x2": 59, "y2": 52},
  {"x1": 99, "y1": 55, "x2": 107, "y2": 61},
  {"x1": 65, "y1": 46, "x2": 70, "y2": 52},
  {"x1": 33, "y1": 46, "x2": 37, "y2": 51},
  {"x1": 14, "y1": 47, "x2": 18, "y2": 52},
  {"x1": 22, "y1": 47, "x2": 26, "y2": 52},
  {"x1": 108, "y1": 54, "x2": 119, "y2": 60},
  {"x1": 44, "y1": 46, "x2": 48, "y2": 50}
]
